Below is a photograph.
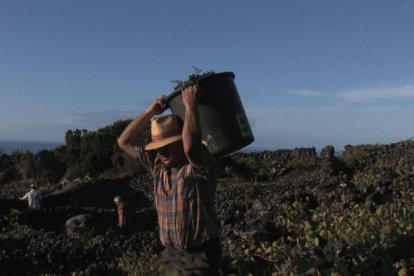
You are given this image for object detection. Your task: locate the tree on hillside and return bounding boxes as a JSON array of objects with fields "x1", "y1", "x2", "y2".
[
  {"x1": 53, "y1": 144, "x2": 67, "y2": 166},
  {"x1": 102, "y1": 119, "x2": 151, "y2": 146},
  {"x1": 80, "y1": 130, "x2": 115, "y2": 177},
  {"x1": 103, "y1": 119, "x2": 132, "y2": 137},
  {"x1": 62, "y1": 119, "x2": 152, "y2": 178},
  {"x1": 35, "y1": 149, "x2": 66, "y2": 184},
  {"x1": 0, "y1": 153, "x2": 19, "y2": 184},
  {"x1": 10, "y1": 151, "x2": 35, "y2": 180},
  {"x1": 103, "y1": 119, "x2": 151, "y2": 173},
  {"x1": 65, "y1": 129, "x2": 83, "y2": 178}
]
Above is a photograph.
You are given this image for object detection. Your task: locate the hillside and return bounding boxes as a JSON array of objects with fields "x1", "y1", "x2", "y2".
[{"x1": 1, "y1": 140, "x2": 414, "y2": 275}]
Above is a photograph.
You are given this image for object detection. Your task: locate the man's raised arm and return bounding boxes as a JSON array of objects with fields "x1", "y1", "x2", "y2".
[
  {"x1": 182, "y1": 84, "x2": 205, "y2": 167},
  {"x1": 117, "y1": 96, "x2": 167, "y2": 159}
]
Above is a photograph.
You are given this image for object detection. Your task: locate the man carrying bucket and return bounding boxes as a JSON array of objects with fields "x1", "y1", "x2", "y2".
[{"x1": 117, "y1": 84, "x2": 221, "y2": 275}]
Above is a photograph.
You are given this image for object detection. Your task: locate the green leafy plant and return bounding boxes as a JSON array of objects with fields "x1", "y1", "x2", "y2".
[{"x1": 172, "y1": 67, "x2": 215, "y2": 90}]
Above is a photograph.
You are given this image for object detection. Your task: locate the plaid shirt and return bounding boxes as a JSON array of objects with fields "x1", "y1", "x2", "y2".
[{"x1": 137, "y1": 147, "x2": 219, "y2": 249}]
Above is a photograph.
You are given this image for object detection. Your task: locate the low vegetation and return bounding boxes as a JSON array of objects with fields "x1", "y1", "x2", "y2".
[{"x1": 1, "y1": 136, "x2": 414, "y2": 274}]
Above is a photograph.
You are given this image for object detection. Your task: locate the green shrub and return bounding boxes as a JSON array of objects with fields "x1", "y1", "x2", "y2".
[
  {"x1": 232, "y1": 190, "x2": 414, "y2": 275},
  {"x1": 226, "y1": 155, "x2": 270, "y2": 180},
  {"x1": 109, "y1": 250, "x2": 159, "y2": 275},
  {"x1": 339, "y1": 144, "x2": 385, "y2": 172}
]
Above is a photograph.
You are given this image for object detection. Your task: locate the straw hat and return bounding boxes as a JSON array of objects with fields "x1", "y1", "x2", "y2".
[{"x1": 145, "y1": 115, "x2": 182, "y2": 151}]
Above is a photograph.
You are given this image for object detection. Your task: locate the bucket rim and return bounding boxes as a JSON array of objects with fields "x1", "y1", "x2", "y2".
[{"x1": 166, "y1": 71, "x2": 235, "y2": 102}]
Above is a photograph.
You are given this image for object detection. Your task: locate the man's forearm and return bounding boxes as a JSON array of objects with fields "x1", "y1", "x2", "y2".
[
  {"x1": 183, "y1": 104, "x2": 201, "y2": 148},
  {"x1": 183, "y1": 103, "x2": 204, "y2": 166},
  {"x1": 117, "y1": 110, "x2": 154, "y2": 158},
  {"x1": 117, "y1": 96, "x2": 167, "y2": 158}
]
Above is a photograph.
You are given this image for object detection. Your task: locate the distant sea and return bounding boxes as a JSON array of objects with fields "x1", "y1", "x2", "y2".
[{"x1": 0, "y1": 140, "x2": 63, "y2": 154}]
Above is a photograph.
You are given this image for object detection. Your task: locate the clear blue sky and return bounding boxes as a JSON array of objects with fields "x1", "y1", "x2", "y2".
[{"x1": 1, "y1": 0, "x2": 413, "y2": 151}]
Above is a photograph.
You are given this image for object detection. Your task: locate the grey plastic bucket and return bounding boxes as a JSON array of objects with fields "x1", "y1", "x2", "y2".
[{"x1": 166, "y1": 72, "x2": 254, "y2": 157}]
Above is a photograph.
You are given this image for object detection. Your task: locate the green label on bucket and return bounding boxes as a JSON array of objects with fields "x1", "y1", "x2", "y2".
[{"x1": 236, "y1": 113, "x2": 253, "y2": 139}]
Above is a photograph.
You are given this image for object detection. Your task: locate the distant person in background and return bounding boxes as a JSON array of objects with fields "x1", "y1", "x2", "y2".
[
  {"x1": 113, "y1": 196, "x2": 130, "y2": 231},
  {"x1": 20, "y1": 183, "x2": 42, "y2": 210},
  {"x1": 117, "y1": 84, "x2": 221, "y2": 275}
]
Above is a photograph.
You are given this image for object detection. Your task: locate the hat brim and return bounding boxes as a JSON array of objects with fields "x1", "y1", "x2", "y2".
[{"x1": 144, "y1": 135, "x2": 182, "y2": 151}]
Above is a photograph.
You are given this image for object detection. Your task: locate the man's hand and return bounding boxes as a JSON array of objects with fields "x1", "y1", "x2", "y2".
[
  {"x1": 147, "y1": 95, "x2": 168, "y2": 116},
  {"x1": 182, "y1": 84, "x2": 201, "y2": 108}
]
